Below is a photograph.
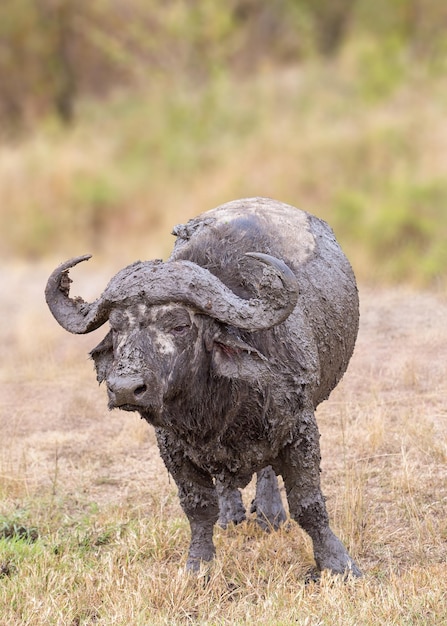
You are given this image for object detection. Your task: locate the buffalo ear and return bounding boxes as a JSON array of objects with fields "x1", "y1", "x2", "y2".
[
  {"x1": 89, "y1": 331, "x2": 113, "y2": 384},
  {"x1": 211, "y1": 332, "x2": 269, "y2": 381}
]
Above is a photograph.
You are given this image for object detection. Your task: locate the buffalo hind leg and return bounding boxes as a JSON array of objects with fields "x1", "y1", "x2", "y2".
[
  {"x1": 217, "y1": 466, "x2": 286, "y2": 530},
  {"x1": 155, "y1": 428, "x2": 219, "y2": 571},
  {"x1": 279, "y1": 411, "x2": 361, "y2": 577},
  {"x1": 250, "y1": 466, "x2": 287, "y2": 531},
  {"x1": 216, "y1": 481, "x2": 247, "y2": 529}
]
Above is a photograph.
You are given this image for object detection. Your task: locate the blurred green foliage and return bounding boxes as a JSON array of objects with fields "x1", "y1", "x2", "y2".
[
  {"x1": 0, "y1": 0, "x2": 446, "y2": 288},
  {"x1": 1, "y1": 0, "x2": 446, "y2": 130},
  {"x1": 334, "y1": 181, "x2": 447, "y2": 285}
]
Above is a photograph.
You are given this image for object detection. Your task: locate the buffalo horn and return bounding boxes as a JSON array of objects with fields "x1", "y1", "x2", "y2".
[
  {"x1": 45, "y1": 253, "x2": 299, "y2": 334},
  {"x1": 45, "y1": 255, "x2": 112, "y2": 334}
]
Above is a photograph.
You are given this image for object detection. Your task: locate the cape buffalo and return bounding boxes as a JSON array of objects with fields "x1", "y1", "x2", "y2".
[{"x1": 45, "y1": 197, "x2": 361, "y2": 577}]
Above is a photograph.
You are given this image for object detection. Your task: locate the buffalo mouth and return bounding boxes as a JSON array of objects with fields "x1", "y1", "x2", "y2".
[
  {"x1": 112, "y1": 402, "x2": 142, "y2": 412},
  {"x1": 109, "y1": 401, "x2": 159, "y2": 425}
]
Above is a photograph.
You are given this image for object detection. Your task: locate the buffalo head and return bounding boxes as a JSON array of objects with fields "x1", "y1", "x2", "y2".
[{"x1": 45, "y1": 254, "x2": 299, "y2": 424}]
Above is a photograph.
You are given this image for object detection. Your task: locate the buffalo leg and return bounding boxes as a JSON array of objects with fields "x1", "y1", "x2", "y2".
[
  {"x1": 216, "y1": 481, "x2": 246, "y2": 528},
  {"x1": 250, "y1": 466, "x2": 287, "y2": 530},
  {"x1": 155, "y1": 428, "x2": 219, "y2": 571},
  {"x1": 279, "y1": 411, "x2": 361, "y2": 577}
]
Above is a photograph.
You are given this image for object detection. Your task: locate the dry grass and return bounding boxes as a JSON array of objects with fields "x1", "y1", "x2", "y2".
[{"x1": 0, "y1": 262, "x2": 446, "y2": 625}]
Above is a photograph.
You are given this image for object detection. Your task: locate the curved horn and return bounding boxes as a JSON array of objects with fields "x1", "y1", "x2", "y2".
[
  {"x1": 99, "y1": 253, "x2": 298, "y2": 331},
  {"x1": 45, "y1": 252, "x2": 299, "y2": 334},
  {"x1": 45, "y1": 255, "x2": 111, "y2": 334}
]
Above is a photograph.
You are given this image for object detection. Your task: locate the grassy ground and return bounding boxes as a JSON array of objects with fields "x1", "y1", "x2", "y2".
[{"x1": 0, "y1": 262, "x2": 446, "y2": 625}]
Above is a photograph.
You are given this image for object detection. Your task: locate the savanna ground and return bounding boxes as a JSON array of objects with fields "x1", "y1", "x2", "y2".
[
  {"x1": 0, "y1": 264, "x2": 446, "y2": 625},
  {"x1": 1, "y1": 5, "x2": 447, "y2": 621}
]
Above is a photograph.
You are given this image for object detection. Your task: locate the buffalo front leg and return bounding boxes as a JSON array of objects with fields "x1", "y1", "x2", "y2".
[
  {"x1": 155, "y1": 428, "x2": 219, "y2": 571},
  {"x1": 279, "y1": 411, "x2": 361, "y2": 577}
]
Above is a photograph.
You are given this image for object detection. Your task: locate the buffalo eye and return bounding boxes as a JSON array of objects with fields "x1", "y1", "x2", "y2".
[{"x1": 171, "y1": 324, "x2": 190, "y2": 335}]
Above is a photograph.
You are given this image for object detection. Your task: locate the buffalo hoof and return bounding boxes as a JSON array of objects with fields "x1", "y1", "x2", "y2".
[{"x1": 314, "y1": 528, "x2": 362, "y2": 578}]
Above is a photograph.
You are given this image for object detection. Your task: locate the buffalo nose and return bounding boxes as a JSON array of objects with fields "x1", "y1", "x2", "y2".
[{"x1": 107, "y1": 375, "x2": 148, "y2": 407}]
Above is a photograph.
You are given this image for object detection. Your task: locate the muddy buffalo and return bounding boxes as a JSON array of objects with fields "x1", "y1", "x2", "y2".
[{"x1": 45, "y1": 197, "x2": 361, "y2": 577}]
